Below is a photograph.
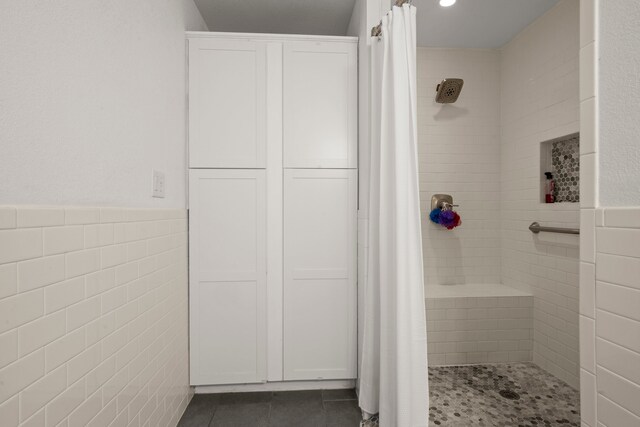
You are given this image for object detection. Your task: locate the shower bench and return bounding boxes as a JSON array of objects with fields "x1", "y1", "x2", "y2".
[{"x1": 425, "y1": 283, "x2": 533, "y2": 366}]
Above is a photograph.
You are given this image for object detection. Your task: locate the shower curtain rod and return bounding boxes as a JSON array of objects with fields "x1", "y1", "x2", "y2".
[{"x1": 371, "y1": 0, "x2": 412, "y2": 37}]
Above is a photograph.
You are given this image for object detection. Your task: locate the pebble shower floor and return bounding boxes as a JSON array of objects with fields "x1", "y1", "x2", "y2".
[{"x1": 427, "y1": 363, "x2": 580, "y2": 426}]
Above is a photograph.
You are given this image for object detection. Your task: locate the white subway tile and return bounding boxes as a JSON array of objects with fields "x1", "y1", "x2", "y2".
[
  {"x1": 580, "y1": 369, "x2": 596, "y2": 426},
  {"x1": 0, "y1": 290, "x2": 43, "y2": 334},
  {"x1": 0, "y1": 263, "x2": 17, "y2": 300},
  {"x1": 595, "y1": 209, "x2": 604, "y2": 227},
  {"x1": 67, "y1": 297, "x2": 101, "y2": 333},
  {"x1": 101, "y1": 244, "x2": 127, "y2": 269},
  {"x1": 45, "y1": 277, "x2": 85, "y2": 314},
  {"x1": 126, "y1": 241, "x2": 147, "y2": 262},
  {"x1": 138, "y1": 256, "x2": 157, "y2": 277},
  {"x1": 604, "y1": 208, "x2": 640, "y2": 229},
  {"x1": 0, "y1": 209, "x2": 187, "y2": 427},
  {"x1": 0, "y1": 395, "x2": 19, "y2": 427},
  {"x1": 99, "y1": 208, "x2": 127, "y2": 224},
  {"x1": 83, "y1": 225, "x2": 100, "y2": 249},
  {"x1": 596, "y1": 253, "x2": 640, "y2": 290},
  {"x1": 579, "y1": 43, "x2": 596, "y2": 101},
  {"x1": 86, "y1": 357, "x2": 116, "y2": 397},
  {"x1": 597, "y1": 227, "x2": 640, "y2": 259},
  {"x1": 0, "y1": 208, "x2": 17, "y2": 230},
  {"x1": 580, "y1": 262, "x2": 595, "y2": 317},
  {"x1": 597, "y1": 338, "x2": 640, "y2": 386},
  {"x1": 0, "y1": 228, "x2": 43, "y2": 264},
  {"x1": 17, "y1": 255, "x2": 65, "y2": 292},
  {"x1": 0, "y1": 349, "x2": 44, "y2": 403},
  {"x1": 65, "y1": 249, "x2": 100, "y2": 278},
  {"x1": 487, "y1": 351, "x2": 510, "y2": 363},
  {"x1": 579, "y1": 0, "x2": 596, "y2": 48},
  {"x1": 596, "y1": 310, "x2": 640, "y2": 354},
  {"x1": 102, "y1": 287, "x2": 127, "y2": 314},
  {"x1": 67, "y1": 344, "x2": 101, "y2": 386},
  {"x1": 102, "y1": 366, "x2": 128, "y2": 405},
  {"x1": 85, "y1": 268, "x2": 116, "y2": 298},
  {"x1": 85, "y1": 313, "x2": 115, "y2": 348},
  {"x1": 98, "y1": 224, "x2": 115, "y2": 246},
  {"x1": 597, "y1": 394, "x2": 640, "y2": 427},
  {"x1": 596, "y1": 367, "x2": 640, "y2": 418},
  {"x1": 45, "y1": 328, "x2": 85, "y2": 373},
  {"x1": 596, "y1": 282, "x2": 640, "y2": 322},
  {"x1": 68, "y1": 388, "x2": 102, "y2": 427},
  {"x1": 0, "y1": 330, "x2": 18, "y2": 370},
  {"x1": 65, "y1": 208, "x2": 100, "y2": 225},
  {"x1": 445, "y1": 353, "x2": 467, "y2": 365},
  {"x1": 18, "y1": 311, "x2": 66, "y2": 357},
  {"x1": 20, "y1": 409, "x2": 44, "y2": 427},
  {"x1": 43, "y1": 226, "x2": 84, "y2": 255},
  {"x1": 86, "y1": 398, "x2": 117, "y2": 427},
  {"x1": 115, "y1": 262, "x2": 138, "y2": 286},
  {"x1": 16, "y1": 207, "x2": 64, "y2": 228},
  {"x1": 579, "y1": 97, "x2": 597, "y2": 155},
  {"x1": 45, "y1": 378, "x2": 85, "y2": 427},
  {"x1": 580, "y1": 315, "x2": 595, "y2": 373},
  {"x1": 580, "y1": 209, "x2": 595, "y2": 262},
  {"x1": 20, "y1": 365, "x2": 66, "y2": 421},
  {"x1": 580, "y1": 154, "x2": 597, "y2": 209}
]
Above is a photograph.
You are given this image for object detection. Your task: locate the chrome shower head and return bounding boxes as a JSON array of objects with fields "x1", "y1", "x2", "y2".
[{"x1": 435, "y1": 78, "x2": 464, "y2": 103}]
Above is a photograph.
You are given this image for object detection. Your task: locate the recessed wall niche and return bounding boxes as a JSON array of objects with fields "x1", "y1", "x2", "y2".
[{"x1": 540, "y1": 133, "x2": 580, "y2": 203}]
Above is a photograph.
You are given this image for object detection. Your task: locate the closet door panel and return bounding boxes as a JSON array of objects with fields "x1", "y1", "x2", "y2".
[
  {"x1": 189, "y1": 39, "x2": 267, "y2": 168},
  {"x1": 283, "y1": 42, "x2": 357, "y2": 168},
  {"x1": 189, "y1": 169, "x2": 267, "y2": 385},
  {"x1": 283, "y1": 169, "x2": 357, "y2": 380}
]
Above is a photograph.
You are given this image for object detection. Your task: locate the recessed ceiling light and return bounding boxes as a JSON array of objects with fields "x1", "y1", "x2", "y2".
[{"x1": 440, "y1": 0, "x2": 456, "y2": 6}]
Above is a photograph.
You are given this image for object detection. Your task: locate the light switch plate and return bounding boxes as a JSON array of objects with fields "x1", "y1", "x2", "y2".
[{"x1": 152, "y1": 170, "x2": 165, "y2": 198}]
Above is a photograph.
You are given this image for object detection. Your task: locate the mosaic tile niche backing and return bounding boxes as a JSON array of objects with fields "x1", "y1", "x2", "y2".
[{"x1": 551, "y1": 135, "x2": 580, "y2": 202}]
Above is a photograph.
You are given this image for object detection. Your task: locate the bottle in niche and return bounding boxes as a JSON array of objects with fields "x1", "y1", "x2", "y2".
[{"x1": 544, "y1": 172, "x2": 555, "y2": 203}]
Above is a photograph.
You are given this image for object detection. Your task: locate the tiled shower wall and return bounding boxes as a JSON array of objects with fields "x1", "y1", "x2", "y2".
[
  {"x1": 417, "y1": 48, "x2": 501, "y2": 287},
  {"x1": 500, "y1": 0, "x2": 580, "y2": 387},
  {"x1": 0, "y1": 207, "x2": 190, "y2": 427}
]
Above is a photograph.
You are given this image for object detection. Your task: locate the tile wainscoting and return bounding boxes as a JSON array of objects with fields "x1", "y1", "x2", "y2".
[
  {"x1": 0, "y1": 206, "x2": 190, "y2": 427},
  {"x1": 580, "y1": 207, "x2": 640, "y2": 426}
]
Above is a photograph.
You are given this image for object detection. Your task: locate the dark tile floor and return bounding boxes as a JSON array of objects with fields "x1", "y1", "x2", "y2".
[{"x1": 178, "y1": 389, "x2": 361, "y2": 427}]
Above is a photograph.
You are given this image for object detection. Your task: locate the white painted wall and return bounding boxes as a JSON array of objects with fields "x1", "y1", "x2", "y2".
[
  {"x1": 500, "y1": 0, "x2": 581, "y2": 387},
  {"x1": 0, "y1": 0, "x2": 207, "y2": 208},
  {"x1": 597, "y1": 0, "x2": 640, "y2": 206},
  {"x1": 417, "y1": 48, "x2": 501, "y2": 287}
]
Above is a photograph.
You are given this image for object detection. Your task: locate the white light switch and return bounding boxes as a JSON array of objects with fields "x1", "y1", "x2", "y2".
[{"x1": 152, "y1": 170, "x2": 165, "y2": 198}]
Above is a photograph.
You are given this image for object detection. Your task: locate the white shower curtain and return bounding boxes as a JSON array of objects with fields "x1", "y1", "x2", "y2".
[{"x1": 358, "y1": 4, "x2": 429, "y2": 427}]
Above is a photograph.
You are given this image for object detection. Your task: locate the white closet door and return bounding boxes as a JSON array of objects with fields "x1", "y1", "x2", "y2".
[
  {"x1": 189, "y1": 169, "x2": 267, "y2": 385},
  {"x1": 283, "y1": 169, "x2": 357, "y2": 380},
  {"x1": 283, "y1": 41, "x2": 357, "y2": 169},
  {"x1": 189, "y1": 39, "x2": 267, "y2": 168}
]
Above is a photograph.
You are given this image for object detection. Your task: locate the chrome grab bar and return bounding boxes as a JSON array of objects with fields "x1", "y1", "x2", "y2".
[{"x1": 529, "y1": 222, "x2": 580, "y2": 235}]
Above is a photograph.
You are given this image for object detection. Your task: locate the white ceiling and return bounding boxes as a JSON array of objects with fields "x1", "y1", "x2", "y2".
[
  {"x1": 416, "y1": 0, "x2": 560, "y2": 48},
  {"x1": 193, "y1": 0, "x2": 561, "y2": 49},
  {"x1": 193, "y1": 0, "x2": 357, "y2": 36}
]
